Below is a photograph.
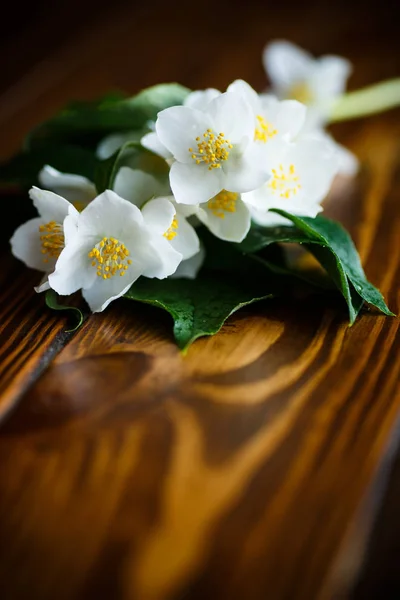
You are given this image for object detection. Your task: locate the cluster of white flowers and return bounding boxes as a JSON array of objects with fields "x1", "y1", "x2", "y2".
[{"x1": 11, "y1": 40, "x2": 356, "y2": 313}]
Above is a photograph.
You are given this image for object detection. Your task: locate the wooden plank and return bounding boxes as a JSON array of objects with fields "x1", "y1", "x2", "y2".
[
  {"x1": 0, "y1": 252, "x2": 74, "y2": 422},
  {"x1": 0, "y1": 1, "x2": 399, "y2": 599}
]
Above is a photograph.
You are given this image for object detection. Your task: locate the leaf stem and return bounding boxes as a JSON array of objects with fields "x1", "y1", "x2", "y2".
[{"x1": 329, "y1": 78, "x2": 400, "y2": 122}]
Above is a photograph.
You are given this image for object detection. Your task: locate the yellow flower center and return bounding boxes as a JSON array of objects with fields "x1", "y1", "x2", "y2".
[
  {"x1": 288, "y1": 82, "x2": 314, "y2": 105},
  {"x1": 189, "y1": 129, "x2": 233, "y2": 171},
  {"x1": 39, "y1": 221, "x2": 64, "y2": 263},
  {"x1": 254, "y1": 115, "x2": 278, "y2": 143},
  {"x1": 207, "y1": 190, "x2": 238, "y2": 219},
  {"x1": 164, "y1": 215, "x2": 179, "y2": 240},
  {"x1": 88, "y1": 237, "x2": 132, "y2": 279},
  {"x1": 268, "y1": 164, "x2": 301, "y2": 199}
]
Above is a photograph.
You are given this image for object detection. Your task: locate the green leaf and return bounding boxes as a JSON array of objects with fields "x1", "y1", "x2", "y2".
[
  {"x1": 45, "y1": 290, "x2": 86, "y2": 333},
  {"x1": 237, "y1": 212, "x2": 394, "y2": 324},
  {"x1": 0, "y1": 143, "x2": 97, "y2": 187},
  {"x1": 27, "y1": 83, "x2": 190, "y2": 147},
  {"x1": 124, "y1": 270, "x2": 276, "y2": 351},
  {"x1": 95, "y1": 141, "x2": 168, "y2": 193}
]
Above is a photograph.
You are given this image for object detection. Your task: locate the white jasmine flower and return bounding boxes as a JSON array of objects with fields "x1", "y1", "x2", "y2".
[
  {"x1": 242, "y1": 138, "x2": 339, "y2": 226},
  {"x1": 49, "y1": 190, "x2": 182, "y2": 312},
  {"x1": 10, "y1": 187, "x2": 79, "y2": 292},
  {"x1": 39, "y1": 165, "x2": 96, "y2": 211},
  {"x1": 227, "y1": 79, "x2": 306, "y2": 160},
  {"x1": 154, "y1": 92, "x2": 270, "y2": 205},
  {"x1": 263, "y1": 40, "x2": 351, "y2": 126},
  {"x1": 113, "y1": 167, "x2": 200, "y2": 261}
]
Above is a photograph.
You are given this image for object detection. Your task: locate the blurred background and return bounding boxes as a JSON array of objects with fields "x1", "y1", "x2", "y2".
[{"x1": 0, "y1": 0, "x2": 399, "y2": 160}]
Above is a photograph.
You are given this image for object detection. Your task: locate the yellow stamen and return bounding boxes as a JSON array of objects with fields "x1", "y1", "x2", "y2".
[
  {"x1": 39, "y1": 221, "x2": 64, "y2": 263},
  {"x1": 189, "y1": 129, "x2": 232, "y2": 170},
  {"x1": 268, "y1": 164, "x2": 301, "y2": 199},
  {"x1": 88, "y1": 237, "x2": 131, "y2": 279},
  {"x1": 164, "y1": 215, "x2": 179, "y2": 240},
  {"x1": 254, "y1": 115, "x2": 278, "y2": 143},
  {"x1": 207, "y1": 190, "x2": 238, "y2": 219}
]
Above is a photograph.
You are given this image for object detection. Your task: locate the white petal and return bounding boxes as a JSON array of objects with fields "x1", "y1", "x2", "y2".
[
  {"x1": 263, "y1": 40, "x2": 313, "y2": 93},
  {"x1": 140, "y1": 132, "x2": 173, "y2": 159},
  {"x1": 48, "y1": 238, "x2": 97, "y2": 296},
  {"x1": 206, "y1": 92, "x2": 254, "y2": 144},
  {"x1": 29, "y1": 186, "x2": 78, "y2": 223},
  {"x1": 335, "y1": 143, "x2": 359, "y2": 176},
  {"x1": 270, "y1": 99, "x2": 307, "y2": 139},
  {"x1": 113, "y1": 167, "x2": 170, "y2": 206},
  {"x1": 38, "y1": 166, "x2": 96, "y2": 206},
  {"x1": 198, "y1": 197, "x2": 251, "y2": 242},
  {"x1": 10, "y1": 217, "x2": 52, "y2": 273},
  {"x1": 223, "y1": 143, "x2": 270, "y2": 193},
  {"x1": 156, "y1": 106, "x2": 211, "y2": 162},
  {"x1": 34, "y1": 276, "x2": 51, "y2": 293},
  {"x1": 96, "y1": 131, "x2": 140, "y2": 159},
  {"x1": 170, "y1": 244, "x2": 205, "y2": 279},
  {"x1": 170, "y1": 161, "x2": 223, "y2": 205},
  {"x1": 82, "y1": 264, "x2": 142, "y2": 312},
  {"x1": 78, "y1": 190, "x2": 144, "y2": 239},
  {"x1": 313, "y1": 56, "x2": 352, "y2": 100},
  {"x1": 141, "y1": 197, "x2": 176, "y2": 234},
  {"x1": 168, "y1": 215, "x2": 200, "y2": 260},
  {"x1": 141, "y1": 237, "x2": 182, "y2": 279},
  {"x1": 63, "y1": 211, "x2": 79, "y2": 245},
  {"x1": 226, "y1": 79, "x2": 261, "y2": 114},
  {"x1": 183, "y1": 88, "x2": 221, "y2": 110}
]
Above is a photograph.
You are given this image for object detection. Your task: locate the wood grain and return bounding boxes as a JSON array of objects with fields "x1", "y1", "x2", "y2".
[{"x1": 0, "y1": 1, "x2": 399, "y2": 599}]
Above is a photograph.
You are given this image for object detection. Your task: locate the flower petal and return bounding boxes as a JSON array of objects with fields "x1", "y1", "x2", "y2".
[
  {"x1": 168, "y1": 215, "x2": 200, "y2": 260},
  {"x1": 156, "y1": 106, "x2": 211, "y2": 162},
  {"x1": 170, "y1": 244, "x2": 205, "y2": 279},
  {"x1": 206, "y1": 92, "x2": 254, "y2": 144},
  {"x1": 141, "y1": 237, "x2": 182, "y2": 279},
  {"x1": 263, "y1": 40, "x2": 313, "y2": 92},
  {"x1": 38, "y1": 166, "x2": 96, "y2": 206},
  {"x1": 78, "y1": 190, "x2": 144, "y2": 239},
  {"x1": 183, "y1": 88, "x2": 221, "y2": 110},
  {"x1": 141, "y1": 197, "x2": 176, "y2": 234},
  {"x1": 140, "y1": 132, "x2": 173, "y2": 159},
  {"x1": 313, "y1": 56, "x2": 352, "y2": 100},
  {"x1": 96, "y1": 131, "x2": 140, "y2": 159},
  {"x1": 113, "y1": 167, "x2": 170, "y2": 207},
  {"x1": 223, "y1": 143, "x2": 270, "y2": 193},
  {"x1": 170, "y1": 161, "x2": 223, "y2": 205},
  {"x1": 226, "y1": 79, "x2": 261, "y2": 114},
  {"x1": 270, "y1": 99, "x2": 307, "y2": 140},
  {"x1": 48, "y1": 238, "x2": 97, "y2": 296},
  {"x1": 82, "y1": 264, "x2": 142, "y2": 312},
  {"x1": 34, "y1": 276, "x2": 51, "y2": 293},
  {"x1": 29, "y1": 186, "x2": 78, "y2": 224},
  {"x1": 10, "y1": 217, "x2": 53, "y2": 273},
  {"x1": 198, "y1": 198, "x2": 251, "y2": 242}
]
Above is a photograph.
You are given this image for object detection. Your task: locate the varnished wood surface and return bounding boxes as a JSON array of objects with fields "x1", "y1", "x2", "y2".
[{"x1": 0, "y1": 1, "x2": 399, "y2": 598}]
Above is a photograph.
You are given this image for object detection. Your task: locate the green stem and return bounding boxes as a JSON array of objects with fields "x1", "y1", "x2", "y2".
[{"x1": 329, "y1": 78, "x2": 400, "y2": 123}]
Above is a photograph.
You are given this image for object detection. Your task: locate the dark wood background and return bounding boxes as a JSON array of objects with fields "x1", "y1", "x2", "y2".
[{"x1": 0, "y1": 1, "x2": 399, "y2": 598}]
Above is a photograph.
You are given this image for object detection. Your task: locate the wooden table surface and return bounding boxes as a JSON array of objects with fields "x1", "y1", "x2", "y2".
[{"x1": 0, "y1": 1, "x2": 399, "y2": 598}]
